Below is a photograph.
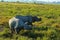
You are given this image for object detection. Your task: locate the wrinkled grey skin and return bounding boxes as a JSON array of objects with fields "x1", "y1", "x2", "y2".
[{"x1": 9, "y1": 15, "x2": 41, "y2": 34}]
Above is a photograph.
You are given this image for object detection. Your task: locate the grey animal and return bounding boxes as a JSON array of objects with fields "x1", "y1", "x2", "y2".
[{"x1": 9, "y1": 15, "x2": 41, "y2": 34}]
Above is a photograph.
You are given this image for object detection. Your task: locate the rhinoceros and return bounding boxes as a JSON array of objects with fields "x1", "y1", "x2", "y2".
[{"x1": 9, "y1": 15, "x2": 41, "y2": 34}]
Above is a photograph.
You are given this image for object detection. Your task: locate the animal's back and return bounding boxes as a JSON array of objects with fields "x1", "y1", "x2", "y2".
[{"x1": 15, "y1": 15, "x2": 33, "y2": 22}]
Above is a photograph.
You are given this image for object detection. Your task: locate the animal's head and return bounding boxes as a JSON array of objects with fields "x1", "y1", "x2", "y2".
[{"x1": 32, "y1": 16, "x2": 42, "y2": 22}]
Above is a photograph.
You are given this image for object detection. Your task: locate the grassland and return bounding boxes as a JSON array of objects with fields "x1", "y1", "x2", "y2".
[{"x1": 0, "y1": 2, "x2": 60, "y2": 40}]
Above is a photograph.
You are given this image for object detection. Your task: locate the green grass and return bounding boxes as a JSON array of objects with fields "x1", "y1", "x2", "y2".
[{"x1": 0, "y1": 2, "x2": 60, "y2": 40}]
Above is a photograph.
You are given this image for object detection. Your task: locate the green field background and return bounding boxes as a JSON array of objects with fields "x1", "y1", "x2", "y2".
[{"x1": 0, "y1": 2, "x2": 60, "y2": 40}]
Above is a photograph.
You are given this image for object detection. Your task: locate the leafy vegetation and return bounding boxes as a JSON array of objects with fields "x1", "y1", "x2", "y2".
[{"x1": 0, "y1": 2, "x2": 60, "y2": 40}]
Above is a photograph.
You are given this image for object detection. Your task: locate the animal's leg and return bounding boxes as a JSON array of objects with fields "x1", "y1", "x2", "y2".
[
  {"x1": 25, "y1": 22, "x2": 33, "y2": 26},
  {"x1": 24, "y1": 24, "x2": 32, "y2": 30},
  {"x1": 15, "y1": 28, "x2": 21, "y2": 34},
  {"x1": 28, "y1": 22, "x2": 32, "y2": 25},
  {"x1": 11, "y1": 27, "x2": 15, "y2": 34}
]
